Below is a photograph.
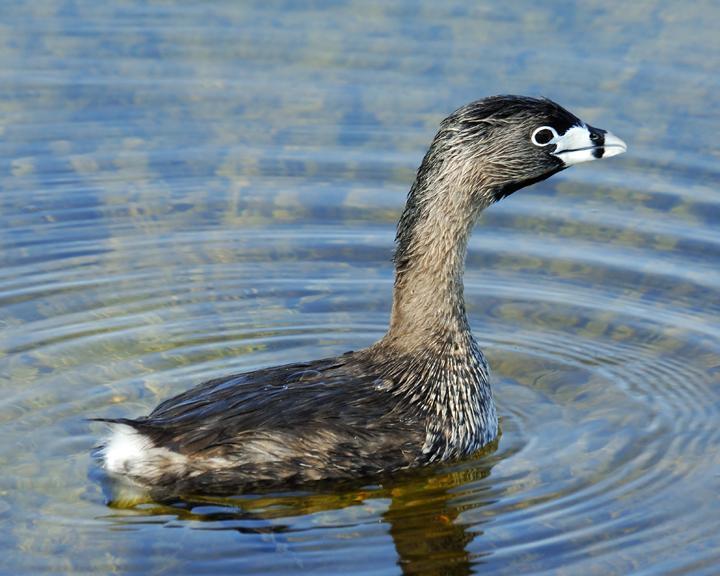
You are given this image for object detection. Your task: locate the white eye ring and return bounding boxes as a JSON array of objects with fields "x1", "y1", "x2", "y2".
[{"x1": 531, "y1": 126, "x2": 559, "y2": 147}]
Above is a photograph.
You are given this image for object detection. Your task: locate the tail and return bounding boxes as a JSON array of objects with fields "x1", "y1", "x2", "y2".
[
  {"x1": 92, "y1": 418, "x2": 156, "y2": 476},
  {"x1": 89, "y1": 416, "x2": 144, "y2": 426}
]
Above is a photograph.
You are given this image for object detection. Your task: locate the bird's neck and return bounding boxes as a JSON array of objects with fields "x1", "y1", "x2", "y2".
[
  {"x1": 373, "y1": 168, "x2": 498, "y2": 460},
  {"x1": 385, "y1": 174, "x2": 490, "y2": 348}
]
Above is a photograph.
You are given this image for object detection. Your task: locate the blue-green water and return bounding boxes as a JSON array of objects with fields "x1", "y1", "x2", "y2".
[{"x1": 1, "y1": 1, "x2": 719, "y2": 574}]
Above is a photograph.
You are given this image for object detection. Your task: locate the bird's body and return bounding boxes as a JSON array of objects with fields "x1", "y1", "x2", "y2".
[
  {"x1": 103, "y1": 340, "x2": 493, "y2": 494},
  {"x1": 97, "y1": 96, "x2": 626, "y2": 496}
]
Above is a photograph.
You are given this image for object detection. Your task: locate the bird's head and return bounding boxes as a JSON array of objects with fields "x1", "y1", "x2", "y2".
[{"x1": 423, "y1": 95, "x2": 627, "y2": 203}]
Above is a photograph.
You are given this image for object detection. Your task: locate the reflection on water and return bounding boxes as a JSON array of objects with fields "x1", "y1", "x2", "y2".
[
  {"x1": 1, "y1": 0, "x2": 719, "y2": 574},
  {"x1": 98, "y1": 452, "x2": 496, "y2": 576}
]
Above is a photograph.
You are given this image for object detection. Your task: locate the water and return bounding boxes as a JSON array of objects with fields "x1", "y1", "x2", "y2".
[{"x1": 1, "y1": 1, "x2": 719, "y2": 574}]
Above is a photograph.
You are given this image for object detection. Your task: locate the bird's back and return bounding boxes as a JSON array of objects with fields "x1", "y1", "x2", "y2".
[{"x1": 100, "y1": 350, "x2": 426, "y2": 495}]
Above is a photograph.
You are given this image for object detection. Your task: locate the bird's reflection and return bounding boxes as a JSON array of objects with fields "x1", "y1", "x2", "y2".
[{"x1": 98, "y1": 442, "x2": 498, "y2": 575}]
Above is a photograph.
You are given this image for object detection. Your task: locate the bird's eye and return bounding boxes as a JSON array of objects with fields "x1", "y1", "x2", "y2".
[
  {"x1": 589, "y1": 131, "x2": 602, "y2": 142},
  {"x1": 531, "y1": 126, "x2": 558, "y2": 147}
]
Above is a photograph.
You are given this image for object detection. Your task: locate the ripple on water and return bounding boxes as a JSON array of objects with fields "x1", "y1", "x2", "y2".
[
  {"x1": 1, "y1": 0, "x2": 719, "y2": 573},
  {"x1": 2, "y1": 99, "x2": 720, "y2": 576},
  {"x1": 457, "y1": 322, "x2": 719, "y2": 569}
]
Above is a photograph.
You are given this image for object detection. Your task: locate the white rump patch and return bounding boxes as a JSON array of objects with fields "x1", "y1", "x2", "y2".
[
  {"x1": 102, "y1": 424, "x2": 154, "y2": 475},
  {"x1": 100, "y1": 424, "x2": 190, "y2": 487}
]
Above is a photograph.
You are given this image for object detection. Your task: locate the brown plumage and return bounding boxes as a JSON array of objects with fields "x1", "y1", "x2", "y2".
[{"x1": 95, "y1": 95, "x2": 626, "y2": 497}]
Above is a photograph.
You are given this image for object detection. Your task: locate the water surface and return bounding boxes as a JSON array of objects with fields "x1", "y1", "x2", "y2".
[{"x1": 1, "y1": 1, "x2": 719, "y2": 574}]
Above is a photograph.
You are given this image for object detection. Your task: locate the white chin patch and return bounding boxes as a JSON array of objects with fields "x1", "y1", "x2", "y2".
[{"x1": 551, "y1": 125, "x2": 627, "y2": 166}]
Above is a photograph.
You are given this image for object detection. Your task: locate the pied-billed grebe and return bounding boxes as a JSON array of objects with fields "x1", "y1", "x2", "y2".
[{"x1": 97, "y1": 96, "x2": 626, "y2": 495}]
